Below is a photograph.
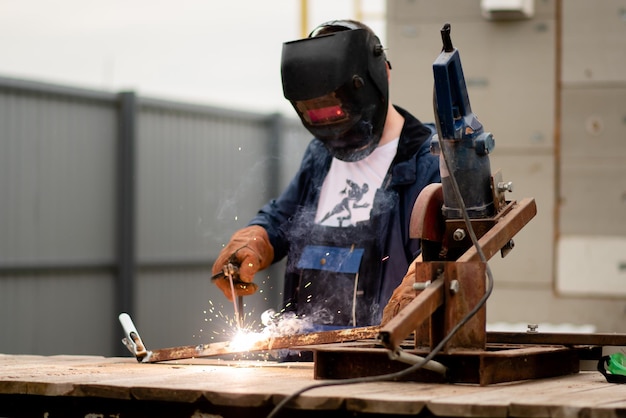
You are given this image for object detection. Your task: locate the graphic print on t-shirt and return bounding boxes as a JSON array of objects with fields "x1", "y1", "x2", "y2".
[
  {"x1": 318, "y1": 179, "x2": 370, "y2": 227},
  {"x1": 315, "y1": 137, "x2": 399, "y2": 228}
]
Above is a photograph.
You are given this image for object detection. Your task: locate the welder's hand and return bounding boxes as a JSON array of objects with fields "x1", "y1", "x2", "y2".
[
  {"x1": 380, "y1": 259, "x2": 418, "y2": 326},
  {"x1": 211, "y1": 225, "x2": 274, "y2": 301}
]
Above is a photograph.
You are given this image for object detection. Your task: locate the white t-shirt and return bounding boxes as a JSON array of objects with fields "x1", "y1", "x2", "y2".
[{"x1": 315, "y1": 138, "x2": 399, "y2": 227}]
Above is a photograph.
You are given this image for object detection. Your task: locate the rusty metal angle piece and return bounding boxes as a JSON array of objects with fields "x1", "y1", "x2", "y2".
[
  {"x1": 141, "y1": 326, "x2": 382, "y2": 363},
  {"x1": 379, "y1": 279, "x2": 445, "y2": 351}
]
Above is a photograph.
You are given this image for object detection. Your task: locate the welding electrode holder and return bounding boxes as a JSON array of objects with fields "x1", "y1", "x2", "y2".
[{"x1": 210, "y1": 258, "x2": 259, "y2": 294}]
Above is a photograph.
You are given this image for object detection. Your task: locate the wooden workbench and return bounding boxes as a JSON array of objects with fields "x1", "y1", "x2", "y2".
[{"x1": 0, "y1": 353, "x2": 624, "y2": 418}]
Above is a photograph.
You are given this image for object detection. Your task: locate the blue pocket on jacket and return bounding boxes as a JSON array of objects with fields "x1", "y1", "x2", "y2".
[
  {"x1": 297, "y1": 245, "x2": 364, "y2": 273},
  {"x1": 296, "y1": 245, "x2": 365, "y2": 326}
]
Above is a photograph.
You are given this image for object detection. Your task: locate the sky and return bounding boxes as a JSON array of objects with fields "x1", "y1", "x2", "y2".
[{"x1": 0, "y1": 0, "x2": 386, "y2": 115}]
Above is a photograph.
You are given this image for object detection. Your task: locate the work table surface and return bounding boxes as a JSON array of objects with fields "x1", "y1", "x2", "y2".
[{"x1": 0, "y1": 353, "x2": 624, "y2": 418}]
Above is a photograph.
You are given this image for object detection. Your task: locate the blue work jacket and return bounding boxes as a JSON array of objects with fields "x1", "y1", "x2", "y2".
[{"x1": 249, "y1": 106, "x2": 441, "y2": 325}]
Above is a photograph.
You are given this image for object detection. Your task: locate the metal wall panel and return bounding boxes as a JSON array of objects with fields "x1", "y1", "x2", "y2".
[
  {"x1": 562, "y1": 0, "x2": 626, "y2": 84},
  {"x1": 559, "y1": 86, "x2": 626, "y2": 235},
  {"x1": 136, "y1": 103, "x2": 273, "y2": 262},
  {"x1": 388, "y1": 18, "x2": 555, "y2": 152},
  {"x1": 487, "y1": 286, "x2": 626, "y2": 332},
  {"x1": 557, "y1": 235, "x2": 626, "y2": 297},
  {"x1": 488, "y1": 153, "x2": 554, "y2": 285},
  {"x1": 136, "y1": 102, "x2": 310, "y2": 264},
  {"x1": 388, "y1": 0, "x2": 555, "y2": 22},
  {"x1": 0, "y1": 87, "x2": 117, "y2": 266},
  {"x1": 557, "y1": 1, "x2": 626, "y2": 298},
  {"x1": 278, "y1": 118, "x2": 312, "y2": 189},
  {"x1": 0, "y1": 271, "x2": 114, "y2": 355},
  {"x1": 559, "y1": 158, "x2": 626, "y2": 236},
  {"x1": 560, "y1": 86, "x2": 626, "y2": 159},
  {"x1": 0, "y1": 76, "x2": 308, "y2": 356}
]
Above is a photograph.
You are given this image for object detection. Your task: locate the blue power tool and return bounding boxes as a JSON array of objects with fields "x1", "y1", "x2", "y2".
[{"x1": 431, "y1": 23, "x2": 496, "y2": 220}]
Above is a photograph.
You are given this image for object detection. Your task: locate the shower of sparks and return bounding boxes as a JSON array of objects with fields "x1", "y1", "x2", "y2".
[
  {"x1": 199, "y1": 270, "x2": 320, "y2": 361},
  {"x1": 197, "y1": 296, "x2": 321, "y2": 362}
]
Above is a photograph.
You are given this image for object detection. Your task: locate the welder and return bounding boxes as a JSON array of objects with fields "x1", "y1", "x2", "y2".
[{"x1": 212, "y1": 19, "x2": 440, "y2": 329}]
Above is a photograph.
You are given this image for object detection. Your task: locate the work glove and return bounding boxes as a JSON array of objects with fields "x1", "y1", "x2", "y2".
[
  {"x1": 380, "y1": 259, "x2": 418, "y2": 326},
  {"x1": 211, "y1": 225, "x2": 274, "y2": 301}
]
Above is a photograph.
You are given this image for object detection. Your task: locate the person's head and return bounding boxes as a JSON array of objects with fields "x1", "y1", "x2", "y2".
[{"x1": 281, "y1": 20, "x2": 390, "y2": 162}]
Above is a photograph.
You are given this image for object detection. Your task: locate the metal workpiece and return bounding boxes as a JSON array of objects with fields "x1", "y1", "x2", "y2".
[{"x1": 118, "y1": 311, "x2": 382, "y2": 363}]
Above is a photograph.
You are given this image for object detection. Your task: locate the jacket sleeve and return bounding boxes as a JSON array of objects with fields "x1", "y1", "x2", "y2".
[{"x1": 248, "y1": 140, "x2": 328, "y2": 263}]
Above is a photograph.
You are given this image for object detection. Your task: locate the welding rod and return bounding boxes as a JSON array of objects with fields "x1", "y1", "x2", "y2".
[{"x1": 227, "y1": 273, "x2": 242, "y2": 329}]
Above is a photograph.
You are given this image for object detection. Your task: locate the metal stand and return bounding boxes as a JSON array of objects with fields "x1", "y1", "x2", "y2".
[{"x1": 312, "y1": 185, "x2": 593, "y2": 385}]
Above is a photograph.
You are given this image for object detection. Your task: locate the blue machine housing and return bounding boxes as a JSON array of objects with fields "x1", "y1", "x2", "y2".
[{"x1": 431, "y1": 24, "x2": 496, "y2": 219}]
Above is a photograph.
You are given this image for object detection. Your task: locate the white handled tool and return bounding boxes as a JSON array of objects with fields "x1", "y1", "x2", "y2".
[{"x1": 119, "y1": 312, "x2": 150, "y2": 361}]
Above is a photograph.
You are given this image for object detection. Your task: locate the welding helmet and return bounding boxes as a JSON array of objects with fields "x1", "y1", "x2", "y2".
[{"x1": 281, "y1": 20, "x2": 389, "y2": 162}]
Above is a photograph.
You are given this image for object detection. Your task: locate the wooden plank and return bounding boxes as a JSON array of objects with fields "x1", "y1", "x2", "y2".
[
  {"x1": 0, "y1": 355, "x2": 114, "y2": 397},
  {"x1": 590, "y1": 399, "x2": 626, "y2": 418},
  {"x1": 508, "y1": 372, "x2": 626, "y2": 417},
  {"x1": 427, "y1": 375, "x2": 569, "y2": 417},
  {"x1": 0, "y1": 354, "x2": 622, "y2": 418},
  {"x1": 427, "y1": 372, "x2": 603, "y2": 418},
  {"x1": 344, "y1": 381, "x2": 485, "y2": 415},
  {"x1": 72, "y1": 362, "x2": 209, "y2": 401}
]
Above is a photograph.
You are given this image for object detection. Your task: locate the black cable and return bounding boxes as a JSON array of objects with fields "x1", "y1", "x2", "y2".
[{"x1": 266, "y1": 89, "x2": 495, "y2": 418}]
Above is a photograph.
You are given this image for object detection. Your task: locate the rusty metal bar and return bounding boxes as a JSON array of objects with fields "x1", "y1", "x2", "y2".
[
  {"x1": 379, "y1": 279, "x2": 444, "y2": 351},
  {"x1": 487, "y1": 331, "x2": 626, "y2": 347},
  {"x1": 143, "y1": 325, "x2": 381, "y2": 363},
  {"x1": 458, "y1": 198, "x2": 537, "y2": 263}
]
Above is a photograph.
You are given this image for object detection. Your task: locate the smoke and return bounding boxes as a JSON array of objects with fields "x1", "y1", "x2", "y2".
[
  {"x1": 259, "y1": 310, "x2": 333, "y2": 362},
  {"x1": 260, "y1": 310, "x2": 317, "y2": 336},
  {"x1": 214, "y1": 156, "x2": 274, "y2": 223}
]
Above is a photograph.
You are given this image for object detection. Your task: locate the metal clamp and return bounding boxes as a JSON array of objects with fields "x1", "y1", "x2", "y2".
[{"x1": 119, "y1": 312, "x2": 151, "y2": 362}]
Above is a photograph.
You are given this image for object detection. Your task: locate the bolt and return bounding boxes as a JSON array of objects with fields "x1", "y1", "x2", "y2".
[
  {"x1": 527, "y1": 324, "x2": 539, "y2": 333},
  {"x1": 453, "y1": 228, "x2": 466, "y2": 241},
  {"x1": 449, "y1": 280, "x2": 460, "y2": 295},
  {"x1": 413, "y1": 280, "x2": 431, "y2": 291},
  {"x1": 497, "y1": 181, "x2": 514, "y2": 193}
]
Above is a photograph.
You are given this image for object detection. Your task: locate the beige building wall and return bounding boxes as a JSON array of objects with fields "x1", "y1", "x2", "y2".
[{"x1": 387, "y1": 0, "x2": 626, "y2": 332}]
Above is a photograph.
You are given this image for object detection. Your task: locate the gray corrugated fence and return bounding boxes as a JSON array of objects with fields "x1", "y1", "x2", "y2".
[{"x1": 0, "y1": 76, "x2": 310, "y2": 356}]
